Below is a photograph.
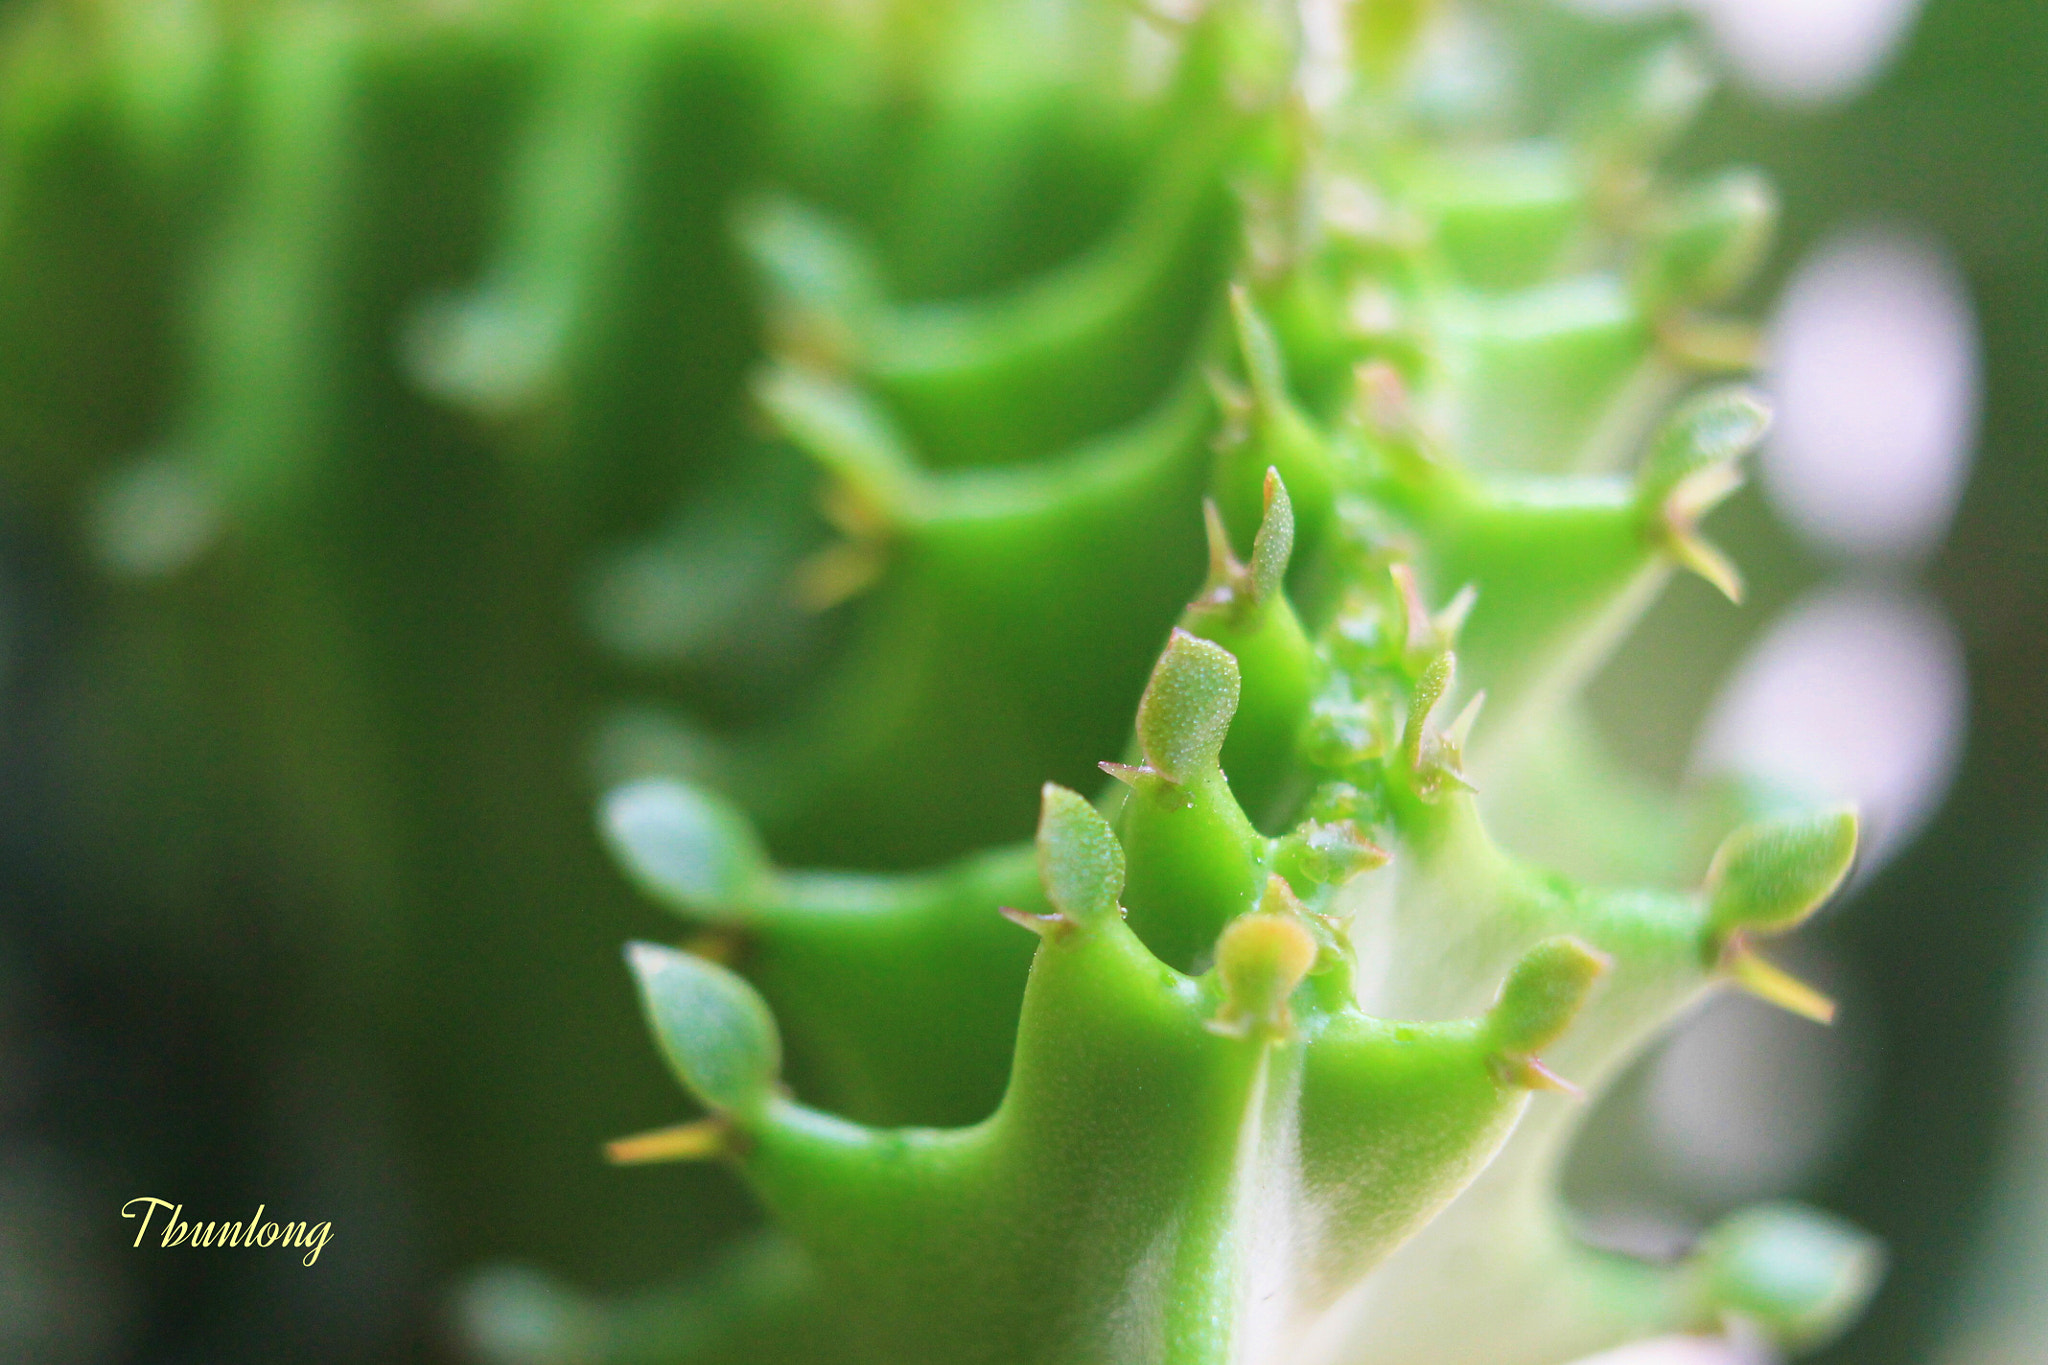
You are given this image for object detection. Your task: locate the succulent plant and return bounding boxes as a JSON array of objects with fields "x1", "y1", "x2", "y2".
[
  {"x1": 522, "y1": 3, "x2": 1881, "y2": 1362},
  {"x1": 0, "y1": 0, "x2": 1889, "y2": 1360}
]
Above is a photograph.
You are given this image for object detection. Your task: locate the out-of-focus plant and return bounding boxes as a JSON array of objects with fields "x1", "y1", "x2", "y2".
[{"x1": 0, "y1": 0, "x2": 1915, "y2": 1361}]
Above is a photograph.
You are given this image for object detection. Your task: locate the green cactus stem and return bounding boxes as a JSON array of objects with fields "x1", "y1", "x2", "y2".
[
  {"x1": 563, "y1": 4, "x2": 1888, "y2": 1361},
  {"x1": 0, "y1": 0, "x2": 1893, "y2": 1359}
]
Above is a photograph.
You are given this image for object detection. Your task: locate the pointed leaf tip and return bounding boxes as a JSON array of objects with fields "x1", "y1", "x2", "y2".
[
  {"x1": 1249, "y1": 469, "x2": 1295, "y2": 602},
  {"x1": 1489, "y1": 936, "x2": 1611, "y2": 1064},
  {"x1": 1437, "y1": 583, "x2": 1479, "y2": 643},
  {"x1": 1696, "y1": 1203, "x2": 1884, "y2": 1351},
  {"x1": 1191, "y1": 493, "x2": 1286, "y2": 619},
  {"x1": 1357, "y1": 359, "x2": 1419, "y2": 441},
  {"x1": 1669, "y1": 530, "x2": 1746, "y2": 603},
  {"x1": 1136, "y1": 631, "x2": 1242, "y2": 783},
  {"x1": 1707, "y1": 805, "x2": 1859, "y2": 941},
  {"x1": 1443, "y1": 689, "x2": 1486, "y2": 752},
  {"x1": 1401, "y1": 650, "x2": 1457, "y2": 770},
  {"x1": 1098, "y1": 761, "x2": 1145, "y2": 788},
  {"x1": 754, "y1": 365, "x2": 919, "y2": 528},
  {"x1": 1201, "y1": 499, "x2": 1237, "y2": 586},
  {"x1": 1000, "y1": 904, "x2": 1071, "y2": 938},
  {"x1": 1254, "y1": 872, "x2": 1310, "y2": 919},
  {"x1": 1036, "y1": 784, "x2": 1125, "y2": 923},
  {"x1": 734, "y1": 194, "x2": 882, "y2": 328},
  {"x1": 603, "y1": 780, "x2": 772, "y2": 916},
  {"x1": 627, "y1": 942, "x2": 780, "y2": 1118},
  {"x1": 1391, "y1": 563, "x2": 1434, "y2": 654},
  {"x1": 1517, "y1": 1058, "x2": 1583, "y2": 1097}
]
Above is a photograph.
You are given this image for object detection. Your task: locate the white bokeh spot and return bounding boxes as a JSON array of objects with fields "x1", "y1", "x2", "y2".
[
  {"x1": 1763, "y1": 229, "x2": 1979, "y2": 561},
  {"x1": 1565, "y1": 1334, "x2": 1766, "y2": 1365},
  {"x1": 1563, "y1": 0, "x2": 1928, "y2": 104},
  {"x1": 1696, "y1": 0, "x2": 1926, "y2": 103}
]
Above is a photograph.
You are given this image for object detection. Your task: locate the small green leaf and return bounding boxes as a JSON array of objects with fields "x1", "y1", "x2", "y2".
[
  {"x1": 1695, "y1": 1203, "x2": 1885, "y2": 1351},
  {"x1": 602, "y1": 780, "x2": 772, "y2": 916},
  {"x1": 1635, "y1": 168, "x2": 1779, "y2": 311},
  {"x1": 1248, "y1": 468, "x2": 1294, "y2": 605},
  {"x1": 1208, "y1": 879, "x2": 1320, "y2": 1040},
  {"x1": 1273, "y1": 818, "x2": 1389, "y2": 889},
  {"x1": 754, "y1": 364, "x2": 922, "y2": 528},
  {"x1": 1487, "y1": 936, "x2": 1611, "y2": 1061},
  {"x1": 1136, "y1": 630, "x2": 1242, "y2": 784},
  {"x1": 1706, "y1": 805, "x2": 1860, "y2": 940},
  {"x1": 1401, "y1": 650, "x2": 1456, "y2": 770},
  {"x1": 1035, "y1": 784, "x2": 1125, "y2": 924},
  {"x1": 733, "y1": 193, "x2": 883, "y2": 331},
  {"x1": 1637, "y1": 385, "x2": 1772, "y2": 513},
  {"x1": 627, "y1": 942, "x2": 780, "y2": 1119},
  {"x1": 1229, "y1": 284, "x2": 1289, "y2": 415}
]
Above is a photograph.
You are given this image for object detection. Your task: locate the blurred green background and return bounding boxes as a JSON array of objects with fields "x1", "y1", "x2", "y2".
[{"x1": 0, "y1": 1, "x2": 2041, "y2": 1363}]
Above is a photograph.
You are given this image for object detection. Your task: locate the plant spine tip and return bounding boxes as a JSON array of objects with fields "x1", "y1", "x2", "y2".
[{"x1": 605, "y1": 1118, "x2": 733, "y2": 1166}]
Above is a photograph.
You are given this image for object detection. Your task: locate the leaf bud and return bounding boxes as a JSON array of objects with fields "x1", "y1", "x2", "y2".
[
  {"x1": 602, "y1": 780, "x2": 773, "y2": 917},
  {"x1": 1034, "y1": 784, "x2": 1126, "y2": 926},
  {"x1": 627, "y1": 943, "x2": 781, "y2": 1120},
  {"x1": 1136, "y1": 630, "x2": 1243, "y2": 784},
  {"x1": 1208, "y1": 877, "x2": 1320, "y2": 1040}
]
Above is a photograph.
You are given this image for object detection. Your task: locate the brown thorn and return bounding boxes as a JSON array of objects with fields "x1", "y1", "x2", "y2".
[
  {"x1": 1520, "y1": 1057, "x2": 1584, "y2": 1097},
  {"x1": 1099, "y1": 760, "x2": 1150, "y2": 787},
  {"x1": 1724, "y1": 941, "x2": 1837, "y2": 1025},
  {"x1": 999, "y1": 905, "x2": 1072, "y2": 938},
  {"x1": 1667, "y1": 530, "x2": 1746, "y2": 604}
]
